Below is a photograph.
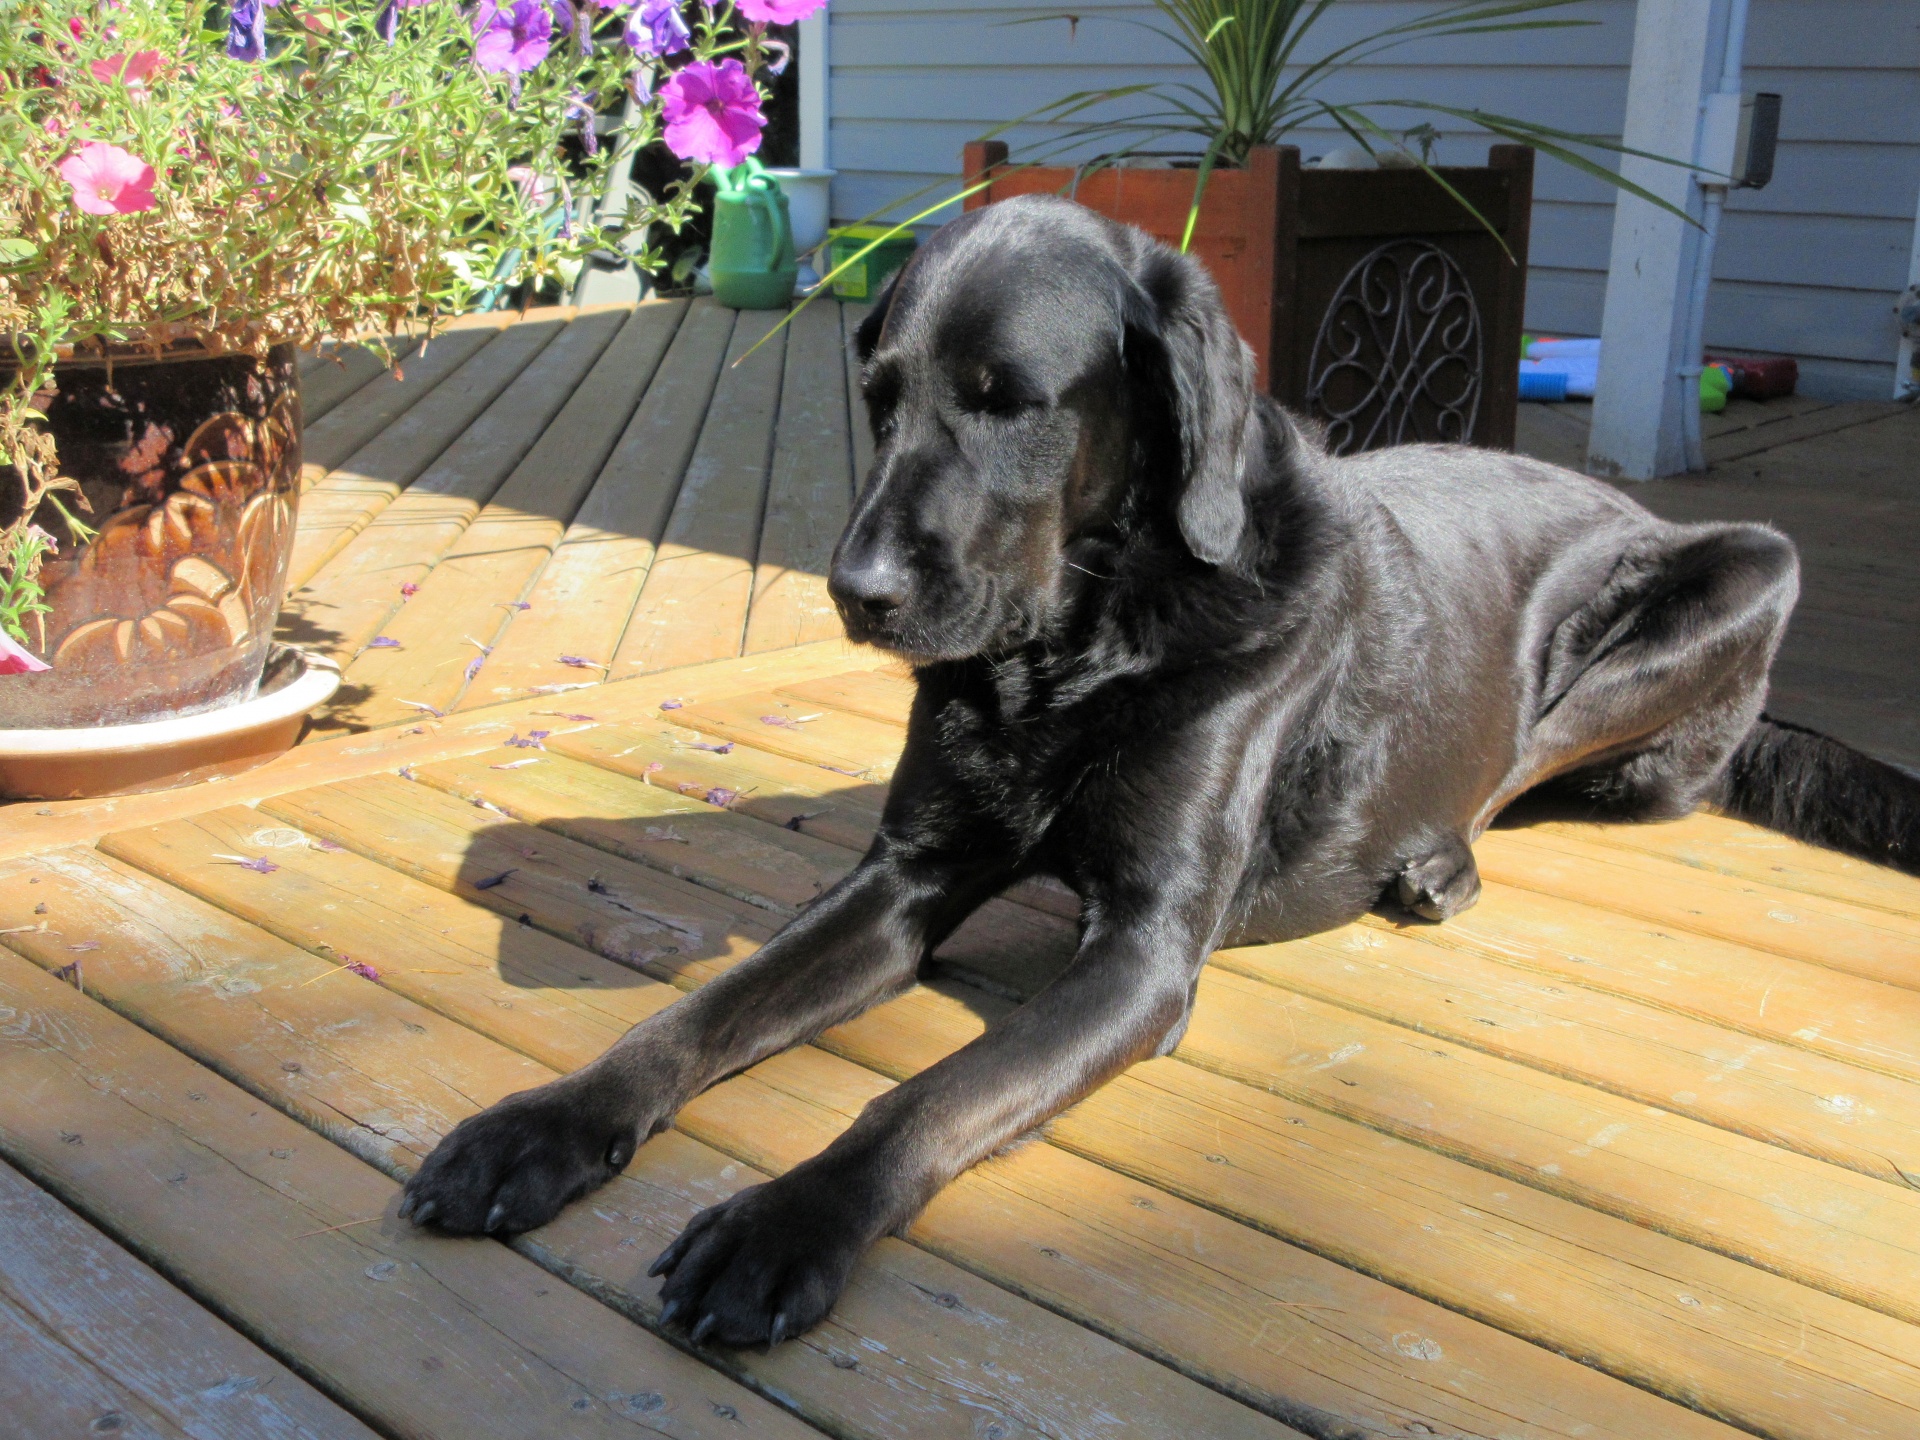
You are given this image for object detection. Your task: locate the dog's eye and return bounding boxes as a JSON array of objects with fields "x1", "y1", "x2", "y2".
[{"x1": 959, "y1": 366, "x2": 1028, "y2": 417}]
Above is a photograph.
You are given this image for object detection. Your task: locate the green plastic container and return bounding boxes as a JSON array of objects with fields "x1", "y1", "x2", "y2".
[
  {"x1": 828, "y1": 225, "x2": 917, "y2": 300},
  {"x1": 709, "y1": 158, "x2": 797, "y2": 310}
]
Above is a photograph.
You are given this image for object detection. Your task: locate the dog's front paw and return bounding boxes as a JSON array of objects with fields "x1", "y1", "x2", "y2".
[
  {"x1": 650, "y1": 1167, "x2": 876, "y2": 1347},
  {"x1": 400, "y1": 1074, "x2": 653, "y2": 1235}
]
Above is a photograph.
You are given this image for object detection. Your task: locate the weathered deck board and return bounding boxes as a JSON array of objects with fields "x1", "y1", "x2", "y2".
[
  {"x1": 0, "y1": 852, "x2": 1297, "y2": 1440},
  {"x1": 614, "y1": 311, "x2": 788, "y2": 676},
  {"x1": 0, "y1": 1155, "x2": 376, "y2": 1440},
  {"x1": 474, "y1": 301, "x2": 736, "y2": 704},
  {"x1": 299, "y1": 317, "x2": 512, "y2": 485},
  {"x1": 176, "y1": 744, "x2": 1920, "y2": 1440},
  {"x1": 0, "y1": 640, "x2": 887, "y2": 864},
  {"x1": 308, "y1": 308, "x2": 631, "y2": 727},
  {"x1": 744, "y1": 299, "x2": 856, "y2": 655},
  {"x1": 296, "y1": 337, "x2": 415, "y2": 424},
  {"x1": 328, "y1": 303, "x2": 682, "y2": 728},
  {"x1": 1402, "y1": 884, "x2": 1920, "y2": 1085},
  {"x1": 1223, "y1": 925, "x2": 1920, "y2": 1185},
  {"x1": 0, "y1": 951, "x2": 816, "y2": 1440},
  {"x1": 1473, "y1": 827, "x2": 1920, "y2": 989},
  {"x1": 74, "y1": 800, "x2": 1750, "y2": 1440},
  {"x1": 281, "y1": 314, "x2": 566, "y2": 594},
  {"x1": 1532, "y1": 808, "x2": 1920, "y2": 918},
  {"x1": 677, "y1": 691, "x2": 907, "y2": 780}
]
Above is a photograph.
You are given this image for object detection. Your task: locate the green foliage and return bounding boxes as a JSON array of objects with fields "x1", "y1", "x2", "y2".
[
  {"x1": 0, "y1": 0, "x2": 777, "y2": 633},
  {"x1": 995, "y1": 0, "x2": 1696, "y2": 248},
  {"x1": 0, "y1": 522, "x2": 57, "y2": 645}
]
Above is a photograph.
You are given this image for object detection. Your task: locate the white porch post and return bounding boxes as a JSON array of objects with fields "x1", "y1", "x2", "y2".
[
  {"x1": 799, "y1": 10, "x2": 830, "y2": 172},
  {"x1": 1586, "y1": 0, "x2": 1732, "y2": 481}
]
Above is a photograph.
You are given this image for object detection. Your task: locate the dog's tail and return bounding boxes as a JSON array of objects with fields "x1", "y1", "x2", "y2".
[{"x1": 1711, "y1": 715, "x2": 1920, "y2": 875}]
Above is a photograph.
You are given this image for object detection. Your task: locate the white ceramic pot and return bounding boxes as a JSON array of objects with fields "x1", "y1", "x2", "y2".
[{"x1": 766, "y1": 168, "x2": 835, "y2": 258}]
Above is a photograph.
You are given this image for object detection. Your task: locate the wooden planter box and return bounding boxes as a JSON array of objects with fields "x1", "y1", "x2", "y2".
[{"x1": 962, "y1": 141, "x2": 1534, "y2": 452}]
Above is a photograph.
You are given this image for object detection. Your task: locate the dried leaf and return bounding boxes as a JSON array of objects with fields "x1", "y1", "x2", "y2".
[
  {"x1": 367, "y1": 636, "x2": 401, "y2": 649},
  {"x1": 703, "y1": 787, "x2": 738, "y2": 808},
  {"x1": 690, "y1": 740, "x2": 734, "y2": 754},
  {"x1": 473, "y1": 869, "x2": 516, "y2": 891},
  {"x1": 559, "y1": 655, "x2": 609, "y2": 670},
  {"x1": 658, "y1": 698, "x2": 684, "y2": 710}
]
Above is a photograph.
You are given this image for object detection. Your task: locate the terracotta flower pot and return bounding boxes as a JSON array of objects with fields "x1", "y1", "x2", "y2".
[{"x1": 0, "y1": 343, "x2": 302, "y2": 729}]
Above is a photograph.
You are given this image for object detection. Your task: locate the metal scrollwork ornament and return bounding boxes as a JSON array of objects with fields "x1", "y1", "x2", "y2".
[{"x1": 1306, "y1": 240, "x2": 1483, "y2": 454}]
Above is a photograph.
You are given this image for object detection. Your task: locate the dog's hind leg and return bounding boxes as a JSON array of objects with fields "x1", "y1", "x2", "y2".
[
  {"x1": 1394, "y1": 832, "x2": 1482, "y2": 920},
  {"x1": 1491, "y1": 521, "x2": 1799, "y2": 829}
]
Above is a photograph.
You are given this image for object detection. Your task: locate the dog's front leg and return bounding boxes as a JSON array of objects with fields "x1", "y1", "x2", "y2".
[
  {"x1": 649, "y1": 904, "x2": 1216, "y2": 1347},
  {"x1": 399, "y1": 845, "x2": 998, "y2": 1236}
]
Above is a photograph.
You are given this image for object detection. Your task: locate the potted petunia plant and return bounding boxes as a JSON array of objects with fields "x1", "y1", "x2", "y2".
[{"x1": 0, "y1": 0, "x2": 817, "y2": 787}]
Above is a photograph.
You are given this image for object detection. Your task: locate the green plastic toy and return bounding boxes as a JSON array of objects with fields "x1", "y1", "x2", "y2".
[
  {"x1": 1700, "y1": 363, "x2": 1732, "y2": 413},
  {"x1": 708, "y1": 158, "x2": 796, "y2": 310}
]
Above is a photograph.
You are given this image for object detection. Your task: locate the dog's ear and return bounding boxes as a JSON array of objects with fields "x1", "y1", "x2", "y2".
[
  {"x1": 1124, "y1": 247, "x2": 1257, "y2": 568},
  {"x1": 852, "y1": 271, "x2": 902, "y2": 363}
]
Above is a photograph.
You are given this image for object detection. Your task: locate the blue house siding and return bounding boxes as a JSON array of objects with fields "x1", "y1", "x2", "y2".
[{"x1": 822, "y1": 0, "x2": 1920, "y2": 398}]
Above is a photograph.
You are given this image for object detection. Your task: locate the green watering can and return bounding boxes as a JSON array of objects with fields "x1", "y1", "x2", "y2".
[{"x1": 709, "y1": 158, "x2": 796, "y2": 310}]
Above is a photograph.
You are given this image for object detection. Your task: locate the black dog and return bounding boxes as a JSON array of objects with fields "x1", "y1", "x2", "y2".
[{"x1": 401, "y1": 195, "x2": 1920, "y2": 1346}]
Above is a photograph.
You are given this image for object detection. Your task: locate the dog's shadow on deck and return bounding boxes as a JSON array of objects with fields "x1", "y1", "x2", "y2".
[{"x1": 438, "y1": 783, "x2": 1067, "y2": 1037}]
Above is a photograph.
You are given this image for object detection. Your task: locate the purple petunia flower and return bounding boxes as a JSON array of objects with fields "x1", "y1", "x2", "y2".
[
  {"x1": 658, "y1": 58, "x2": 764, "y2": 168},
  {"x1": 565, "y1": 89, "x2": 599, "y2": 153},
  {"x1": 737, "y1": 0, "x2": 825, "y2": 21},
  {"x1": 226, "y1": 0, "x2": 266, "y2": 60},
  {"x1": 472, "y1": 0, "x2": 552, "y2": 74},
  {"x1": 377, "y1": 0, "x2": 433, "y2": 41},
  {"x1": 628, "y1": 63, "x2": 653, "y2": 104},
  {"x1": 623, "y1": 0, "x2": 688, "y2": 58}
]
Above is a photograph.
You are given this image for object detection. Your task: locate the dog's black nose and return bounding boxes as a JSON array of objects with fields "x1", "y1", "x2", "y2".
[{"x1": 829, "y1": 557, "x2": 910, "y2": 620}]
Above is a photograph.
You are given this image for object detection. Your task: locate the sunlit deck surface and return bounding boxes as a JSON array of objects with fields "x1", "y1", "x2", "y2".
[{"x1": 2, "y1": 300, "x2": 1918, "y2": 1440}]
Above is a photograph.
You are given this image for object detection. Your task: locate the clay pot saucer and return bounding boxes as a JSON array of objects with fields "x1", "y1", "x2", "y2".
[{"x1": 0, "y1": 645, "x2": 340, "y2": 800}]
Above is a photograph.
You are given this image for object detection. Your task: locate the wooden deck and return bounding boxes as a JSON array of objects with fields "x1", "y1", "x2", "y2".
[{"x1": 3, "y1": 301, "x2": 1919, "y2": 1440}]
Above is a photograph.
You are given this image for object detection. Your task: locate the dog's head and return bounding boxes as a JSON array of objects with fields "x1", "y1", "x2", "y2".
[{"x1": 827, "y1": 194, "x2": 1261, "y2": 662}]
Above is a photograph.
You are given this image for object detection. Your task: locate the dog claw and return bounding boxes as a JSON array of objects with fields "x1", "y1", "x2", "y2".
[
  {"x1": 659, "y1": 1298, "x2": 683, "y2": 1328},
  {"x1": 396, "y1": 1193, "x2": 416, "y2": 1221},
  {"x1": 691, "y1": 1313, "x2": 717, "y2": 1346},
  {"x1": 769, "y1": 1311, "x2": 788, "y2": 1347},
  {"x1": 485, "y1": 1202, "x2": 508, "y2": 1233},
  {"x1": 408, "y1": 1199, "x2": 436, "y2": 1228},
  {"x1": 647, "y1": 1249, "x2": 673, "y2": 1279}
]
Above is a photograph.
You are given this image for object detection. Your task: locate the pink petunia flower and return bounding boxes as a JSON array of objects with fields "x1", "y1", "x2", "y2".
[
  {"x1": 658, "y1": 58, "x2": 764, "y2": 168},
  {"x1": 0, "y1": 631, "x2": 50, "y2": 675},
  {"x1": 89, "y1": 49, "x2": 163, "y2": 85},
  {"x1": 736, "y1": 0, "x2": 825, "y2": 22},
  {"x1": 472, "y1": 0, "x2": 553, "y2": 74},
  {"x1": 59, "y1": 142, "x2": 157, "y2": 214}
]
